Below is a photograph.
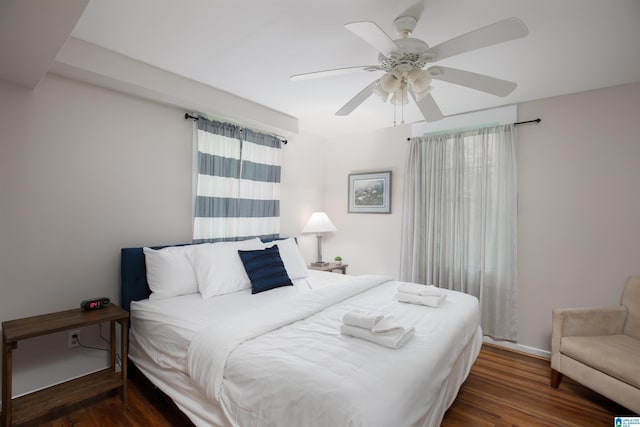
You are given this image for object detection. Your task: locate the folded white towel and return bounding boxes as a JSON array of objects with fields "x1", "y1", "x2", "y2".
[
  {"x1": 342, "y1": 309, "x2": 384, "y2": 330},
  {"x1": 370, "y1": 315, "x2": 406, "y2": 333},
  {"x1": 340, "y1": 324, "x2": 415, "y2": 349},
  {"x1": 397, "y1": 283, "x2": 444, "y2": 297},
  {"x1": 395, "y1": 291, "x2": 446, "y2": 308}
]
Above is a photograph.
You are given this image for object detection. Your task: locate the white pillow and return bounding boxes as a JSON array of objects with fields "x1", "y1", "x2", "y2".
[
  {"x1": 190, "y1": 237, "x2": 265, "y2": 299},
  {"x1": 264, "y1": 238, "x2": 309, "y2": 280},
  {"x1": 143, "y1": 245, "x2": 199, "y2": 299}
]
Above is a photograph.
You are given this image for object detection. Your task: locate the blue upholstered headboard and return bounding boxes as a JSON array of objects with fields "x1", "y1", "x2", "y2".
[{"x1": 120, "y1": 237, "x2": 286, "y2": 311}]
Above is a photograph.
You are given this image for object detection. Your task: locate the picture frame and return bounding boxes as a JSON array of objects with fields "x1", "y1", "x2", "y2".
[{"x1": 348, "y1": 171, "x2": 391, "y2": 214}]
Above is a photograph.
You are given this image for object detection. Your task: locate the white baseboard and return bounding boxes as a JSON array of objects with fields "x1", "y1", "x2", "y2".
[{"x1": 483, "y1": 336, "x2": 551, "y2": 359}]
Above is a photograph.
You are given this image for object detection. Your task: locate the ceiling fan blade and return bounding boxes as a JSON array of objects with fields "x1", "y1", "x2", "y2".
[
  {"x1": 426, "y1": 17, "x2": 528, "y2": 62},
  {"x1": 345, "y1": 21, "x2": 399, "y2": 56},
  {"x1": 429, "y1": 66, "x2": 517, "y2": 97},
  {"x1": 290, "y1": 66, "x2": 381, "y2": 82},
  {"x1": 410, "y1": 90, "x2": 444, "y2": 122},
  {"x1": 335, "y1": 80, "x2": 378, "y2": 116}
]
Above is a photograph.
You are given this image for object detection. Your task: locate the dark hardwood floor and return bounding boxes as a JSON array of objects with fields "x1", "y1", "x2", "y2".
[
  {"x1": 6, "y1": 344, "x2": 633, "y2": 426},
  {"x1": 441, "y1": 344, "x2": 632, "y2": 426}
]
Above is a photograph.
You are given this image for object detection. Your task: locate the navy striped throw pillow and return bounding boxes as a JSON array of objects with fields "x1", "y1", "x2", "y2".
[{"x1": 238, "y1": 245, "x2": 293, "y2": 294}]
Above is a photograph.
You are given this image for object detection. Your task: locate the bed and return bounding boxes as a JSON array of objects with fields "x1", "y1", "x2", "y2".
[{"x1": 121, "y1": 238, "x2": 482, "y2": 427}]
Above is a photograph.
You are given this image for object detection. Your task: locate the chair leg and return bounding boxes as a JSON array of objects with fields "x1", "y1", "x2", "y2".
[{"x1": 550, "y1": 369, "x2": 563, "y2": 388}]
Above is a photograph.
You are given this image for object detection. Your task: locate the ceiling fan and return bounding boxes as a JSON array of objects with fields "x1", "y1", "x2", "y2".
[{"x1": 291, "y1": 12, "x2": 528, "y2": 122}]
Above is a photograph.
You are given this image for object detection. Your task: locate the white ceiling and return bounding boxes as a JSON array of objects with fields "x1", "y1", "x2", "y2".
[{"x1": 14, "y1": 0, "x2": 640, "y2": 138}]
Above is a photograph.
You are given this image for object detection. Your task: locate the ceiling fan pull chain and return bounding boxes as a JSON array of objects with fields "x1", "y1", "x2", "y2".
[
  {"x1": 393, "y1": 102, "x2": 396, "y2": 126},
  {"x1": 393, "y1": 100, "x2": 397, "y2": 127},
  {"x1": 401, "y1": 86, "x2": 405, "y2": 125}
]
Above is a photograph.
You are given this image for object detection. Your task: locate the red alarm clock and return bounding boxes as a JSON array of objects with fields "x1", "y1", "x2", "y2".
[{"x1": 81, "y1": 297, "x2": 110, "y2": 311}]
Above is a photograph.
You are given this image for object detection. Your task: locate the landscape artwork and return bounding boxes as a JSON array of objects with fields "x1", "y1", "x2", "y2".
[{"x1": 348, "y1": 171, "x2": 391, "y2": 213}]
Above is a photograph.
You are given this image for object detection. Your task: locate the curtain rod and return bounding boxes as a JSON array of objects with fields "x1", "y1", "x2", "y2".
[
  {"x1": 184, "y1": 113, "x2": 288, "y2": 145},
  {"x1": 514, "y1": 118, "x2": 541, "y2": 126},
  {"x1": 406, "y1": 118, "x2": 541, "y2": 141}
]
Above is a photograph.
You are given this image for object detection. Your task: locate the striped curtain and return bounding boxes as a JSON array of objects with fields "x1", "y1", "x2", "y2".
[{"x1": 193, "y1": 117, "x2": 282, "y2": 243}]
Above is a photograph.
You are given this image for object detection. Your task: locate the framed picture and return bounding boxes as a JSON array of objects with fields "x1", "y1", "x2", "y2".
[{"x1": 348, "y1": 171, "x2": 391, "y2": 213}]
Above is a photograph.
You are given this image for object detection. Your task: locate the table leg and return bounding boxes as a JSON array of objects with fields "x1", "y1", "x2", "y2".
[
  {"x1": 110, "y1": 320, "x2": 116, "y2": 371},
  {"x1": 120, "y1": 318, "x2": 128, "y2": 404},
  {"x1": 2, "y1": 339, "x2": 14, "y2": 427}
]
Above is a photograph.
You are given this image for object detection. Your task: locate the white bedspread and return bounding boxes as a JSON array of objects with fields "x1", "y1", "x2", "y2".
[
  {"x1": 185, "y1": 275, "x2": 480, "y2": 427},
  {"x1": 129, "y1": 273, "x2": 335, "y2": 372},
  {"x1": 187, "y1": 275, "x2": 388, "y2": 401}
]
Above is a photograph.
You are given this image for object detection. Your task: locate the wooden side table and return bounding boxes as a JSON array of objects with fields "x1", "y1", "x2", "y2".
[
  {"x1": 2, "y1": 304, "x2": 129, "y2": 427},
  {"x1": 309, "y1": 262, "x2": 348, "y2": 274}
]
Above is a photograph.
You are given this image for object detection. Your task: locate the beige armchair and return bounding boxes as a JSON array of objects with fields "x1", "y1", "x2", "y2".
[{"x1": 551, "y1": 276, "x2": 640, "y2": 414}]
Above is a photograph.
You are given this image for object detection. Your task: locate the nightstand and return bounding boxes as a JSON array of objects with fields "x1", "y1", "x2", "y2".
[
  {"x1": 309, "y1": 262, "x2": 348, "y2": 274},
  {"x1": 2, "y1": 304, "x2": 128, "y2": 427}
]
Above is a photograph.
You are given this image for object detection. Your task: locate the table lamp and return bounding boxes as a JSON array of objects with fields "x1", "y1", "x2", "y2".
[{"x1": 302, "y1": 212, "x2": 337, "y2": 266}]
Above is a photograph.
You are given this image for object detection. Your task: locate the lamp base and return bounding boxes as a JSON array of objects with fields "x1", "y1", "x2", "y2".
[{"x1": 311, "y1": 262, "x2": 329, "y2": 267}]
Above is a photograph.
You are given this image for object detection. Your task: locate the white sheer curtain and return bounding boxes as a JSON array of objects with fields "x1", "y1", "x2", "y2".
[{"x1": 400, "y1": 124, "x2": 518, "y2": 340}]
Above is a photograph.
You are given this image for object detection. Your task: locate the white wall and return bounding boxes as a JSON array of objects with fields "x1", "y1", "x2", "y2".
[
  {"x1": 321, "y1": 125, "x2": 411, "y2": 276},
  {"x1": 0, "y1": 74, "x2": 194, "y2": 320},
  {"x1": 517, "y1": 83, "x2": 640, "y2": 350},
  {"x1": 279, "y1": 131, "x2": 328, "y2": 260},
  {"x1": 321, "y1": 83, "x2": 640, "y2": 354}
]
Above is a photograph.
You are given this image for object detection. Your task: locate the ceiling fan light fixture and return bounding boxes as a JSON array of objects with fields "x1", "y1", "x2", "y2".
[
  {"x1": 380, "y1": 71, "x2": 401, "y2": 92},
  {"x1": 411, "y1": 85, "x2": 433, "y2": 101},
  {"x1": 372, "y1": 80, "x2": 390, "y2": 101},
  {"x1": 407, "y1": 68, "x2": 432, "y2": 93}
]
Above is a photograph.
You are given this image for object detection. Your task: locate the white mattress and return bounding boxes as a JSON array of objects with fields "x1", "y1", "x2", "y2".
[{"x1": 129, "y1": 271, "x2": 481, "y2": 427}]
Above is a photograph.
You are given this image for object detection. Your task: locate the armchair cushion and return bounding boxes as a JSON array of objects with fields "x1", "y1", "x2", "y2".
[
  {"x1": 551, "y1": 306, "x2": 627, "y2": 362},
  {"x1": 561, "y1": 334, "x2": 640, "y2": 389}
]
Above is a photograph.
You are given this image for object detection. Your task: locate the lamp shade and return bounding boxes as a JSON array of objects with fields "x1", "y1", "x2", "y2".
[
  {"x1": 380, "y1": 71, "x2": 401, "y2": 93},
  {"x1": 372, "y1": 80, "x2": 390, "y2": 101},
  {"x1": 407, "y1": 68, "x2": 432, "y2": 93},
  {"x1": 302, "y1": 212, "x2": 337, "y2": 233},
  {"x1": 411, "y1": 84, "x2": 433, "y2": 101}
]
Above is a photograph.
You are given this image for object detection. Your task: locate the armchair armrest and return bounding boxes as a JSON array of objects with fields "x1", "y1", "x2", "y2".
[{"x1": 551, "y1": 306, "x2": 627, "y2": 356}]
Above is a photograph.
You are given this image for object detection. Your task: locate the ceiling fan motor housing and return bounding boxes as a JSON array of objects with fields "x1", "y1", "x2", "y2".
[
  {"x1": 393, "y1": 16, "x2": 418, "y2": 36},
  {"x1": 378, "y1": 38, "x2": 434, "y2": 70}
]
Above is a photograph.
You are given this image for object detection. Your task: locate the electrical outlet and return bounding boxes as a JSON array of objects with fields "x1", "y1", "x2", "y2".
[{"x1": 68, "y1": 330, "x2": 80, "y2": 348}]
